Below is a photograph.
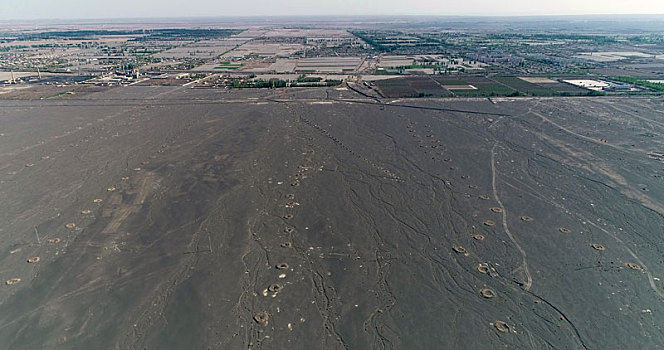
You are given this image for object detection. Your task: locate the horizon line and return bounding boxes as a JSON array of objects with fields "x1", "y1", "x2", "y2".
[{"x1": 2, "y1": 13, "x2": 664, "y2": 23}]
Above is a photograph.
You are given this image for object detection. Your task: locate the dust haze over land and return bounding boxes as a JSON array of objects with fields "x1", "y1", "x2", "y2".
[{"x1": 0, "y1": 83, "x2": 663, "y2": 348}]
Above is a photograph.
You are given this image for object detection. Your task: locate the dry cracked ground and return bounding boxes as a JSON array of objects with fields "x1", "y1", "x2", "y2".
[{"x1": 0, "y1": 85, "x2": 663, "y2": 349}]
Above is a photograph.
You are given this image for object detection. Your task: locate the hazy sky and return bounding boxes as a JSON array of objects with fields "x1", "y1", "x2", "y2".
[{"x1": 2, "y1": 0, "x2": 664, "y2": 20}]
